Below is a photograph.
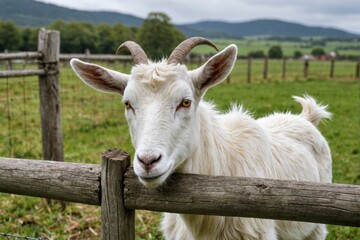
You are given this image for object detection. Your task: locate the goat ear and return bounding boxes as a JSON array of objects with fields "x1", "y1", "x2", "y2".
[
  {"x1": 70, "y1": 58, "x2": 129, "y2": 95},
  {"x1": 190, "y1": 44, "x2": 237, "y2": 96}
]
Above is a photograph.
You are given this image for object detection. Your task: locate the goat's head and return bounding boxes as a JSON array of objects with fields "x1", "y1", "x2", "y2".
[{"x1": 70, "y1": 37, "x2": 237, "y2": 188}]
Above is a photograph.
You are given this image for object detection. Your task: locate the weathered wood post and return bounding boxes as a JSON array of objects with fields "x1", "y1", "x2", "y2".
[
  {"x1": 247, "y1": 57, "x2": 252, "y2": 83},
  {"x1": 37, "y1": 28, "x2": 64, "y2": 162},
  {"x1": 282, "y1": 57, "x2": 286, "y2": 80},
  {"x1": 304, "y1": 59, "x2": 309, "y2": 79},
  {"x1": 226, "y1": 75, "x2": 231, "y2": 84},
  {"x1": 356, "y1": 62, "x2": 360, "y2": 79},
  {"x1": 263, "y1": 56, "x2": 268, "y2": 81},
  {"x1": 330, "y1": 58, "x2": 335, "y2": 78},
  {"x1": 198, "y1": 55, "x2": 203, "y2": 67},
  {"x1": 101, "y1": 149, "x2": 135, "y2": 240}
]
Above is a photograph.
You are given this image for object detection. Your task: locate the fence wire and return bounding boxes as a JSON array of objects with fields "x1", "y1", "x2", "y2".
[
  {"x1": 0, "y1": 60, "x2": 42, "y2": 159},
  {"x1": 0, "y1": 232, "x2": 48, "y2": 240}
]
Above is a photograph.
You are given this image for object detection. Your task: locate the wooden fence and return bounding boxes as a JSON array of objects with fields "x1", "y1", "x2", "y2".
[
  {"x1": 59, "y1": 54, "x2": 360, "y2": 82},
  {"x1": 3, "y1": 50, "x2": 360, "y2": 83},
  {"x1": 244, "y1": 57, "x2": 360, "y2": 83},
  {"x1": 0, "y1": 149, "x2": 359, "y2": 239},
  {"x1": 0, "y1": 28, "x2": 63, "y2": 163}
]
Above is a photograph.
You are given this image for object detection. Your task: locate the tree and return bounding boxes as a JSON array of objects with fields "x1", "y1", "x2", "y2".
[
  {"x1": 136, "y1": 12, "x2": 185, "y2": 60},
  {"x1": 19, "y1": 27, "x2": 39, "y2": 51},
  {"x1": 96, "y1": 23, "x2": 135, "y2": 53},
  {"x1": 111, "y1": 23, "x2": 136, "y2": 51},
  {"x1": 49, "y1": 20, "x2": 98, "y2": 53},
  {"x1": 268, "y1": 45, "x2": 283, "y2": 59},
  {"x1": 311, "y1": 48, "x2": 325, "y2": 57},
  {"x1": 0, "y1": 21, "x2": 22, "y2": 51},
  {"x1": 248, "y1": 50, "x2": 265, "y2": 58},
  {"x1": 96, "y1": 24, "x2": 116, "y2": 53},
  {"x1": 293, "y1": 50, "x2": 303, "y2": 59}
]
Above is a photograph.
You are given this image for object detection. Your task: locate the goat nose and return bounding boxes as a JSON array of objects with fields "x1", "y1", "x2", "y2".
[{"x1": 137, "y1": 152, "x2": 162, "y2": 169}]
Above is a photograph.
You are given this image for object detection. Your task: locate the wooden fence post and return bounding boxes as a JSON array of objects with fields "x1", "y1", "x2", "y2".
[
  {"x1": 4, "y1": 49, "x2": 13, "y2": 70},
  {"x1": 226, "y1": 75, "x2": 231, "y2": 84},
  {"x1": 330, "y1": 58, "x2": 335, "y2": 78},
  {"x1": 282, "y1": 57, "x2": 286, "y2": 80},
  {"x1": 198, "y1": 56, "x2": 203, "y2": 67},
  {"x1": 263, "y1": 56, "x2": 268, "y2": 81},
  {"x1": 247, "y1": 57, "x2": 252, "y2": 83},
  {"x1": 37, "y1": 28, "x2": 64, "y2": 162},
  {"x1": 304, "y1": 60, "x2": 309, "y2": 79},
  {"x1": 356, "y1": 62, "x2": 360, "y2": 79},
  {"x1": 101, "y1": 149, "x2": 134, "y2": 240}
]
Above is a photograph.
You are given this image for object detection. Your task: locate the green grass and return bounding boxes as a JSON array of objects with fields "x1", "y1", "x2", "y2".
[{"x1": 0, "y1": 61, "x2": 359, "y2": 239}]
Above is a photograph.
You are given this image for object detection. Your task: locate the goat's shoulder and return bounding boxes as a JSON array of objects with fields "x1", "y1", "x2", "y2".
[{"x1": 219, "y1": 104, "x2": 264, "y2": 137}]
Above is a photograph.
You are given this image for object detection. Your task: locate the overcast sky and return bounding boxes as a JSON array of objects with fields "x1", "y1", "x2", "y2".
[{"x1": 38, "y1": 0, "x2": 360, "y2": 34}]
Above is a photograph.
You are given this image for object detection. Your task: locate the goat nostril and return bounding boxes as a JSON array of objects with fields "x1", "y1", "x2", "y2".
[
  {"x1": 153, "y1": 154, "x2": 161, "y2": 164},
  {"x1": 137, "y1": 154, "x2": 162, "y2": 166},
  {"x1": 137, "y1": 155, "x2": 144, "y2": 164}
]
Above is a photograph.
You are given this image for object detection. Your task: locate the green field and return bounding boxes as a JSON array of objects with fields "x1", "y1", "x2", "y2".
[
  {"x1": 0, "y1": 62, "x2": 359, "y2": 239},
  {"x1": 190, "y1": 38, "x2": 360, "y2": 58}
]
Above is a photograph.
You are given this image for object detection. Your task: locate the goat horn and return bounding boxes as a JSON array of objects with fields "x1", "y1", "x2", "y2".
[
  {"x1": 167, "y1": 37, "x2": 218, "y2": 64},
  {"x1": 116, "y1": 41, "x2": 148, "y2": 65}
]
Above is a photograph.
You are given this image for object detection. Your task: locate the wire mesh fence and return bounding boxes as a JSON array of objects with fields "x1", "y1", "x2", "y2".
[
  {"x1": 0, "y1": 59, "x2": 133, "y2": 163},
  {"x1": 0, "y1": 60, "x2": 42, "y2": 159},
  {"x1": 0, "y1": 232, "x2": 49, "y2": 240}
]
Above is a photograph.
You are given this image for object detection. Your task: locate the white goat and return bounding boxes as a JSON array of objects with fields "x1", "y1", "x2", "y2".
[{"x1": 70, "y1": 38, "x2": 332, "y2": 240}]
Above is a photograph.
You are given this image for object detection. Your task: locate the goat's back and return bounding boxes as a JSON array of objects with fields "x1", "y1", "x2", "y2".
[{"x1": 256, "y1": 100, "x2": 332, "y2": 183}]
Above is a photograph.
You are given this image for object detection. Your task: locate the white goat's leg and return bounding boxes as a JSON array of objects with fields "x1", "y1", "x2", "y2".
[
  {"x1": 263, "y1": 228, "x2": 278, "y2": 240},
  {"x1": 305, "y1": 224, "x2": 327, "y2": 240},
  {"x1": 162, "y1": 213, "x2": 193, "y2": 240}
]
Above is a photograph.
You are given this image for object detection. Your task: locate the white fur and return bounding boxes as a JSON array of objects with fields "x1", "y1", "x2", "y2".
[{"x1": 70, "y1": 44, "x2": 332, "y2": 240}]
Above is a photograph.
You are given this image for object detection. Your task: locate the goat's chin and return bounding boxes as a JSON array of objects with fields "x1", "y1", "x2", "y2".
[{"x1": 138, "y1": 170, "x2": 171, "y2": 189}]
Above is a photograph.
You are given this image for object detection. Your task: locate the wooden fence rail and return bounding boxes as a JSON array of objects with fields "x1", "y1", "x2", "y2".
[
  {"x1": 125, "y1": 170, "x2": 360, "y2": 227},
  {"x1": 0, "y1": 51, "x2": 43, "y2": 61},
  {"x1": 0, "y1": 69, "x2": 48, "y2": 78},
  {"x1": 0, "y1": 157, "x2": 101, "y2": 205},
  {"x1": 60, "y1": 53, "x2": 132, "y2": 61},
  {"x1": 0, "y1": 149, "x2": 359, "y2": 239}
]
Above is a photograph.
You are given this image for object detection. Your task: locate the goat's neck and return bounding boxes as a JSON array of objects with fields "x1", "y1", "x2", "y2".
[{"x1": 178, "y1": 101, "x2": 230, "y2": 175}]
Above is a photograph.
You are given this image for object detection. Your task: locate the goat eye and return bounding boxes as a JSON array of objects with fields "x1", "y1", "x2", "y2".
[
  {"x1": 181, "y1": 99, "x2": 192, "y2": 108},
  {"x1": 124, "y1": 100, "x2": 132, "y2": 109}
]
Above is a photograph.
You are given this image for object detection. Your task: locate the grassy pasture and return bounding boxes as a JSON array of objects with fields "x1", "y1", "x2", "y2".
[
  {"x1": 0, "y1": 61, "x2": 359, "y2": 239},
  {"x1": 228, "y1": 59, "x2": 358, "y2": 82},
  {"x1": 191, "y1": 38, "x2": 360, "y2": 57}
]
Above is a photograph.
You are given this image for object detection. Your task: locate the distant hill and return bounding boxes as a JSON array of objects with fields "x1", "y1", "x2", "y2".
[
  {"x1": 178, "y1": 20, "x2": 359, "y2": 38},
  {"x1": 0, "y1": 0, "x2": 358, "y2": 38},
  {"x1": 0, "y1": 0, "x2": 143, "y2": 27}
]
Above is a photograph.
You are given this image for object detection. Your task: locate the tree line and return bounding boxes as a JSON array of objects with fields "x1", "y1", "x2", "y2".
[
  {"x1": 0, "y1": 12, "x2": 185, "y2": 60},
  {"x1": 247, "y1": 46, "x2": 330, "y2": 59},
  {"x1": 1, "y1": 12, "x2": 358, "y2": 60}
]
